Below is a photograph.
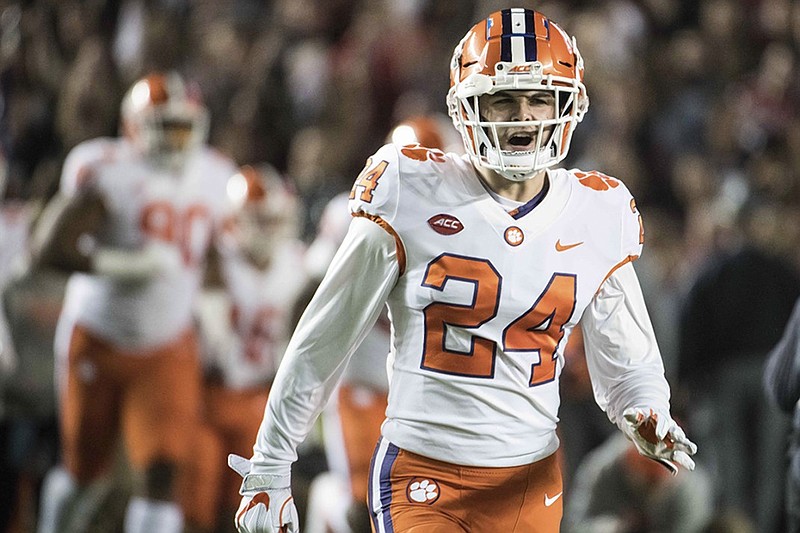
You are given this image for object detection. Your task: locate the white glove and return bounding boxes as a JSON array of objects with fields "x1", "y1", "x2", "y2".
[
  {"x1": 92, "y1": 241, "x2": 183, "y2": 281},
  {"x1": 228, "y1": 454, "x2": 298, "y2": 533},
  {"x1": 620, "y1": 407, "x2": 697, "y2": 475}
]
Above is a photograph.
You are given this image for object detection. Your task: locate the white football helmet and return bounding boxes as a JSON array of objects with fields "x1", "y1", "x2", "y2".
[
  {"x1": 226, "y1": 164, "x2": 301, "y2": 269},
  {"x1": 121, "y1": 71, "x2": 209, "y2": 170},
  {"x1": 447, "y1": 8, "x2": 589, "y2": 181}
]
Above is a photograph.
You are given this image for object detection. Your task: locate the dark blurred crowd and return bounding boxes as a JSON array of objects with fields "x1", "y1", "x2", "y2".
[{"x1": 2, "y1": 0, "x2": 800, "y2": 532}]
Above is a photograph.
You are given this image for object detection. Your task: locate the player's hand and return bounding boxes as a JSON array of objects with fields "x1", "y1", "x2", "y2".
[
  {"x1": 621, "y1": 407, "x2": 697, "y2": 475},
  {"x1": 228, "y1": 454, "x2": 298, "y2": 533}
]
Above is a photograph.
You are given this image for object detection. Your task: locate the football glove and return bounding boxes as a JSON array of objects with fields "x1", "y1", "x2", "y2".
[
  {"x1": 620, "y1": 407, "x2": 697, "y2": 475},
  {"x1": 228, "y1": 454, "x2": 298, "y2": 533}
]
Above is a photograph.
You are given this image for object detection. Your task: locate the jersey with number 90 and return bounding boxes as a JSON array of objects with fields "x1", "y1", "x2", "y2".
[
  {"x1": 348, "y1": 143, "x2": 644, "y2": 467},
  {"x1": 56, "y1": 137, "x2": 236, "y2": 353}
]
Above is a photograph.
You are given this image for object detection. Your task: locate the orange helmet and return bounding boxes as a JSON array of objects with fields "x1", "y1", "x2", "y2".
[
  {"x1": 387, "y1": 114, "x2": 463, "y2": 153},
  {"x1": 121, "y1": 71, "x2": 209, "y2": 170},
  {"x1": 225, "y1": 164, "x2": 301, "y2": 269},
  {"x1": 447, "y1": 8, "x2": 589, "y2": 180}
]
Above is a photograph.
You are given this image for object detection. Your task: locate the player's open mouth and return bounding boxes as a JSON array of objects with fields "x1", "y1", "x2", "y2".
[{"x1": 505, "y1": 131, "x2": 536, "y2": 151}]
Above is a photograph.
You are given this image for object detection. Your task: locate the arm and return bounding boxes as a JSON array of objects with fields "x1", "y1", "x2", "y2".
[
  {"x1": 763, "y1": 297, "x2": 800, "y2": 413},
  {"x1": 33, "y1": 187, "x2": 181, "y2": 281},
  {"x1": 253, "y1": 215, "x2": 398, "y2": 469},
  {"x1": 33, "y1": 189, "x2": 106, "y2": 274},
  {"x1": 582, "y1": 262, "x2": 696, "y2": 472},
  {"x1": 230, "y1": 216, "x2": 399, "y2": 532}
]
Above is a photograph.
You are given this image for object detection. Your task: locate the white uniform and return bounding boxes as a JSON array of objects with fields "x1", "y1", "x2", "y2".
[
  {"x1": 252, "y1": 143, "x2": 670, "y2": 471},
  {"x1": 54, "y1": 137, "x2": 236, "y2": 356},
  {"x1": 197, "y1": 242, "x2": 308, "y2": 390},
  {"x1": 0, "y1": 201, "x2": 35, "y2": 373}
]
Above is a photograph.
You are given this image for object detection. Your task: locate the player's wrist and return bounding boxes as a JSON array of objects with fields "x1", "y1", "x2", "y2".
[{"x1": 91, "y1": 243, "x2": 181, "y2": 280}]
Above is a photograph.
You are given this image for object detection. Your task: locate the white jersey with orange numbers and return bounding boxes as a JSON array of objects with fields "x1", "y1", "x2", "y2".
[
  {"x1": 253, "y1": 143, "x2": 670, "y2": 470},
  {"x1": 55, "y1": 137, "x2": 237, "y2": 354},
  {"x1": 199, "y1": 242, "x2": 309, "y2": 390},
  {"x1": 347, "y1": 143, "x2": 656, "y2": 466}
]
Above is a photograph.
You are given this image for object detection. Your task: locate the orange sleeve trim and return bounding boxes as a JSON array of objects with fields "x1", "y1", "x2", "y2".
[
  {"x1": 352, "y1": 211, "x2": 407, "y2": 276},
  {"x1": 595, "y1": 254, "x2": 639, "y2": 295}
]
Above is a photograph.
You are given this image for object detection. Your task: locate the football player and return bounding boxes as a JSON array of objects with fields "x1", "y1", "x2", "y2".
[
  {"x1": 33, "y1": 71, "x2": 238, "y2": 533},
  {"x1": 230, "y1": 8, "x2": 696, "y2": 533},
  {"x1": 184, "y1": 164, "x2": 308, "y2": 532}
]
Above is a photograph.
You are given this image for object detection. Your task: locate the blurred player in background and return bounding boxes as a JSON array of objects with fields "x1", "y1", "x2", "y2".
[
  {"x1": 32, "y1": 71, "x2": 238, "y2": 533},
  {"x1": 184, "y1": 164, "x2": 307, "y2": 532}
]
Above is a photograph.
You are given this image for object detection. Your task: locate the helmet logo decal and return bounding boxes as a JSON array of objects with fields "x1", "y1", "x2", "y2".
[
  {"x1": 500, "y1": 9, "x2": 538, "y2": 63},
  {"x1": 428, "y1": 214, "x2": 464, "y2": 236}
]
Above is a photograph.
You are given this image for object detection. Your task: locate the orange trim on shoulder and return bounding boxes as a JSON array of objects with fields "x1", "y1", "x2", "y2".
[
  {"x1": 352, "y1": 211, "x2": 407, "y2": 276},
  {"x1": 596, "y1": 254, "x2": 639, "y2": 295}
]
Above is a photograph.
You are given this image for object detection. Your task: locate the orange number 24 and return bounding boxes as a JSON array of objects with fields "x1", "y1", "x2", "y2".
[{"x1": 421, "y1": 253, "x2": 576, "y2": 387}]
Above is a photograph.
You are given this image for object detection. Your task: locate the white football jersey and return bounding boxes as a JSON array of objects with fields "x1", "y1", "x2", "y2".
[
  {"x1": 252, "y1": 143, "x2": 669, "y2": 471},
  {"x1": 55, "y1": 137, "x2": 237, "y2": 353},
  {"x1": 197, "y1": 242, "x2": 308, "y2": 390},
  {"x1": 348, "y1": 144, "x2": 645, "y2": 466}
]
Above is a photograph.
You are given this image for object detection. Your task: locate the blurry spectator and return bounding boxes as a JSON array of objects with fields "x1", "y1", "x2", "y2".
[
  {"x1": 55, "y1": 36, "x2": 122, "y2": 152},
  {"x1": 678, "y1": 195, "x2": 800, "y2": 532},
  {"x1": 763, "y1": 295, "x2": 800, "y2": 533},
  {"x1": 564, "y1": 432, "x2": 714, "y2": 533}
]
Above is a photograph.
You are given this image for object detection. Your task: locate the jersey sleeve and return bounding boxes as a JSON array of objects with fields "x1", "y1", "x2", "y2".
[
  {"x1": 623, "y1": 192, "x2": 645, "y2": 260},
  {"x1": 250, "y1": 215, "x2": 400, "y2": 472},
  {"x1": 580, "y1": 261, "x2": 671, "y2": 428}
]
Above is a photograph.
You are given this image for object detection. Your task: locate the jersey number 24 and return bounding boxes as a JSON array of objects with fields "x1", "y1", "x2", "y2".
[{"x1": 421, "y1": 253, "x2": 576, "y2": 387}]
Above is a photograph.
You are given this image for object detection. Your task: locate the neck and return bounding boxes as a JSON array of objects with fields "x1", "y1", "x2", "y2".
[{"x1": 476, "y1": 167, "x2": 547, "y2": 202}]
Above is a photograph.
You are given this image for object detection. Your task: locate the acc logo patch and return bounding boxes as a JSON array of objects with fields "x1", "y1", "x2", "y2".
[
  {"x1": 406, "y1": 478, "x2": 440, "y2": 505},
  {"x1": 428, "y1": 214, "x2": 464, "y2": 235}
]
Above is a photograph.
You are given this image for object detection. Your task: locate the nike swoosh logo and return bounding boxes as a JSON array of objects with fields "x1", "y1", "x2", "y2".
[
  {"x1": 555, "y1": 239, "x2": 583, "y2": 252},
  {"x1": 544, "y1": 492, "x2": 563, "y2": 507}
]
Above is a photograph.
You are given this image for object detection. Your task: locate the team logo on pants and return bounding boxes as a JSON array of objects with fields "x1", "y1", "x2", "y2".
[{"x1": 406, "y1": 478, "x2": 440, "y2": 504}]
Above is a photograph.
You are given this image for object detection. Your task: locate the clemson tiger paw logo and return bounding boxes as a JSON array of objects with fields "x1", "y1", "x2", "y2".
[
  {"x1": 575, "y1": 170, "x2": 619, "y2": 191},
  {"x1": 406, "y1": 478, "x2": 440, "y2": 504}
]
